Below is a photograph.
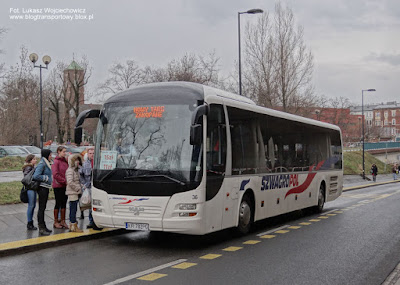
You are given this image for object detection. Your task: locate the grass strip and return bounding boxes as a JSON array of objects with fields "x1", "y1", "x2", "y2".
[{"x1": 0, "y1": 181, "x2": 55, "y2": 205}]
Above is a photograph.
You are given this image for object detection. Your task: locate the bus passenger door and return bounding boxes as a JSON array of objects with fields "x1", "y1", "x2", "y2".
[{"x1": 205, "y1": 104, "x2": 227, "y2": 232}]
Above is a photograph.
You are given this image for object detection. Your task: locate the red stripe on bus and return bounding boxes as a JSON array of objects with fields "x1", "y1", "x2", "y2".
[{"x1": 284, "y1": 161, "x2": 325, "y2": 199}]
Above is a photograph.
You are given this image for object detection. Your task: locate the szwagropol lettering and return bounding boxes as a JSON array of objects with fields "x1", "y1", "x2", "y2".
[{"x1": 261, "y1": 174, "x2": 299, "y2": 191}]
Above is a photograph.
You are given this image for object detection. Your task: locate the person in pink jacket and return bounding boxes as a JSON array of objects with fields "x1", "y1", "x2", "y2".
[{"x1": 51, "y1": 146, "x2": 69, "y2": 229}]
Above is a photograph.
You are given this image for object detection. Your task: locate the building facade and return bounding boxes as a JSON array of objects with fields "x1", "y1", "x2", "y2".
[{"x1": 350, "y1": 101, "x2": 400, "y2": 141}]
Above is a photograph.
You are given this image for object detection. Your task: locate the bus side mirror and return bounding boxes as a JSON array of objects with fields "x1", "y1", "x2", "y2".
[
  {"x1": 190, "y1": 124, "x2": 203, "y2": 145},
  {"x1": 74, "y1": 109, "x2": 101, "y2": 146},
  {"x1": 75, "y1": 128, "x2": 83, "y2": 146}
]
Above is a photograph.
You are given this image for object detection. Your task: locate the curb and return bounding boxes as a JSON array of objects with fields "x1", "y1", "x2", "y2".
[
  {"x1": 0, "y1": 228, "x2": 125, "y2": 257},
  {"x1": 343, "y1": 179, "x2": 400, "y2": 192}
]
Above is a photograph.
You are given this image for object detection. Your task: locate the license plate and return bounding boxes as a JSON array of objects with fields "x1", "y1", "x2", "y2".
[{"x1": 125, "y1": 222, "x2": 149, "y2": 231}]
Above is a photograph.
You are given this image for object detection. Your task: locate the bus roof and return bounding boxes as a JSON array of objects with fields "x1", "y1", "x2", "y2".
[
  {"x1": 203, "y1": 85, "x2": 340, "y2": 132},
  {"x1": 105, "y1": 82, "x2": 340, "y2": 132}
]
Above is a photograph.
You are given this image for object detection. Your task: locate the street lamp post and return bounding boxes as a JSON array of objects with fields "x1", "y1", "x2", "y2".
[
  {"x1": 362, "y1": 88, "x2": 376, "y2": 179},
  {"x1": 238, "y1": 8, "x2": 263, "y2": 96},
  {"x1": 29, "y1": 53, "x2": 51, "y2": 149}
]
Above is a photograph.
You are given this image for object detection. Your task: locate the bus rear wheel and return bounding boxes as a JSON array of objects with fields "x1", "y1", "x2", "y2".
[
  {"x1": 237, "y1": 194, "x2": 253, "y2": 235},
  {"x1": 314, "y1": 184, "x2": 325, "y2": 213}
]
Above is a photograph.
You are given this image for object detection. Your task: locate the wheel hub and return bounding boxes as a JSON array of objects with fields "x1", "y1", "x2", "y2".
[{"x1": 239, "y1": 202, "x2": 251, "y2": 227}]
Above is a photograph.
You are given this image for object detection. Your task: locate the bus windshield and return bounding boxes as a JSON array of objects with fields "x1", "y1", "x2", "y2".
[{"x1": 93, "y1": 102, "x2": 203, "y2": 193}]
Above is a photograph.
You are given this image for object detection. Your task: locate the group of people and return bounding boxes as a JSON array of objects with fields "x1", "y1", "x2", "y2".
[
  {"x1": 22, "y1": 146, "x2": 98, "y2": 235},
  {"x1": 369, "y1": 163, "x2": 400, "y2": 182}
]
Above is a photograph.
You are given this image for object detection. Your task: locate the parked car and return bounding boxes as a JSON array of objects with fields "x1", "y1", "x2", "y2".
[
  {"x1": 19, "y1": 145, "x2": 41, "y2": 157},
  {"x1": 44, "y1": 145, "x2": 87, "y2": 158},
  {"x1": 0, "y1": 146, "x2": 29, "y2": 158}
]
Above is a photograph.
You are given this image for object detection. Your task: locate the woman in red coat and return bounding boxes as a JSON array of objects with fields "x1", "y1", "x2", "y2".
[{"x1": 51, "y1": 146, "x2": 69, "y2": 229}]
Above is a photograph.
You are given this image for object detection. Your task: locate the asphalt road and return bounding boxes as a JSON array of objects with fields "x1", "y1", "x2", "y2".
[
  {"x1": 1, "y1": 184, "x2": 400, "y2": 285},
  {"x1": 0, "y1": 171, "x2": 22, "y2": 183}
]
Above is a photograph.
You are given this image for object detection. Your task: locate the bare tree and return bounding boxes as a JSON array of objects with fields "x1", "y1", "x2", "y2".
[
  {"x1": 97, "y1": 60, "x2": 145, "y2": 101},
  {"x1": 0, "y1": 46, "x2": 39, "y2": 145},
  {"x1": 145, "y1": 52, "x2": 221, "y2": 87},
  {"x1": 0, "y1": 27, "x2": 7, "y2": 80},
  {"x1": 44, "y1": 62, "x2": 68, "y2": 143},
  {"x1": 243, "y1": 2, "x2": 316, "y2": 113},
  {"x1": 243, "y1": 13, "x2": 277, "y2": 107}
]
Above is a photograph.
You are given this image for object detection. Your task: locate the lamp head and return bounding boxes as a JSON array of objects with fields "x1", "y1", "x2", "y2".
[
  {"x1": 29, "y1": 53, "x2": 38, "y2": 64},
  {"x1": 367, "y1": 89, "x2": 376, "y2": 92},
  {"x1": 246, "y1": 8, "x2": 263, "y2": 14},
  {"x1": 42, "y1": 55, "x2": 51, "y2": 65}
]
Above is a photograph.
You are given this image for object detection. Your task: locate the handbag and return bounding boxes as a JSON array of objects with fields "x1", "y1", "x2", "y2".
[
  {"x1": 21, "y1": 168, "x2": 40, "y2": 191},
  {"x1": 20, "y1": 186, "x2": 28, "y2": 203},
  {"x1": 79, "y1": 187, "x2": 92, "y2": 211}
]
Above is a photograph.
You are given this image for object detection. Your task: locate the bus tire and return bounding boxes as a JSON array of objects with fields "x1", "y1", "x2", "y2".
[
  {"x1": 237, "y1": 194, "x2": 253, "y2": 235},
  {"x1": 314, "y1": 183, "x2": 325, "y2": 213}
]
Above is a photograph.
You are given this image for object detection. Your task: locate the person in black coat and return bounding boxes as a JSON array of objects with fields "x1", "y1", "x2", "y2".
[
  {"x1": 22, "y1": 154, "x2": 38, "y2": 230},
  {"x1": 371, "y1": 164, "x2": 378, "y2": 182}
]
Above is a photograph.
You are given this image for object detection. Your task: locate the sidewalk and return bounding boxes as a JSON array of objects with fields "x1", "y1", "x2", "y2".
[
  {"x1": 0, "y1": 199, "x2": 122, "y2": 256},
  {"x1": 0, "y1": 174, "x2": 399, "y2": 257}
]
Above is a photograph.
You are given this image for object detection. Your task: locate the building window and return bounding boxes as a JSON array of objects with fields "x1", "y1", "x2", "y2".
[
  {"x1": 384, "y1": 120, "x2": 388, "y2": 125},
  {"x1": 393, "y1": 119, "x2": 396, "y2": 125},
  {"x1": 375, "y1": 112, "x2": 380, "y2": 119},
  {"x1": 375, "y1": 121, "x2": 380, "y2": 126},
  {"x1": 392, "y1": 110, "x2": 396, "y2": 117},
  {"x1": 384, "y1": 111, "x2": 388, "y2": 118}
]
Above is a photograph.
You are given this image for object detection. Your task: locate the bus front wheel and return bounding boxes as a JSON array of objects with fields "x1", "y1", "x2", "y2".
[{"x1": 237, "y1": 194, "x2": 253, "y2": 235}]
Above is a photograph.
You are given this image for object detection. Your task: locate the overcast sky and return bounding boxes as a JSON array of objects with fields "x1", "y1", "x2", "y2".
[{"x1": 1, "y1": 0, "x2": 399, "y2": 106}]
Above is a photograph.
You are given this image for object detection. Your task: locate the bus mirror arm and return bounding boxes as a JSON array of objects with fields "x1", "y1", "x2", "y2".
[
  {"x1": 190, "y1": 124, "x2": 203, "y2": 145},
  {"x1": 191, "y1": 104, "x2": 209, "y2": 125},
  {"x1": 190, "y1": 104, "x2": 208, "y2": 145},
  {"x1": 74, "y1": 109, "x2": 101, "y2": 146}
]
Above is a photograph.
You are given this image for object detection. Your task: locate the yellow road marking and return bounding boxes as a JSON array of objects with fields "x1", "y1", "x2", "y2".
[
  {"x1": 299, "y1": 222, "x2": 311, "y2": 226},
  {"x1": 318, "y1": 216, "x2": 329, "y2": 219},
  {"x1": 223, "y1": 246, "x2": 243, "y2": 252},
  {"x1": 172, "y1": 262, "x2": 197, "y2": 269},
  {"x1": 327, "y1": 214, "x2": 336, "y2": 216},
  {"x1": 260, "y1": 235, "x2": 276, "y2": 239},
  {"x1": 0, "y1": 228, "x2": 116, "y2": 251},
  {"x1": 288, "y1": 226, "x2": 301, "y2": 229},
  {"x1": 275, "y1": 230, "x2": 289, "y2": 234},
  {"x1": 200, "y1": 254, "x2": 222, "y2": 260},
  {"x1": 137, "y1": 273, "x2": 167, "y2": 281},
  {"x1": 243, "y1": 240, "x2": 260, "y2": 245},
  {"x1": 309, "y1": 219, "x2": 321, "y2": 222}
]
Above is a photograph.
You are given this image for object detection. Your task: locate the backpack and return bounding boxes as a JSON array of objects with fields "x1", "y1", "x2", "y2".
[
  {"x1": 21, "y1": 168, "x2": 40, "y2": 191},
  {"x1": 20, "y1": 186, "x2": 28, "y2": 203}
]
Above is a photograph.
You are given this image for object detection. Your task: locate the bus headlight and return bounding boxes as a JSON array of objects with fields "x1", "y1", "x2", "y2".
[
  {"x1": 93, "y1": 199, "x2": 102, "y2": 206},
  {"x1": 178, "y1": 203, "x2": 196, "y2": 210}
]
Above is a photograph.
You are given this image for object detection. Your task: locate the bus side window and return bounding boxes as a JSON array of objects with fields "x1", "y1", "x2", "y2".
[{"x1": 227, "y1": 107, "x2": 258, "y2": 175}]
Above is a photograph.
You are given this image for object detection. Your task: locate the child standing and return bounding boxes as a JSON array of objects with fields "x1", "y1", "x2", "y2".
[{"x1": 66, "y1": 154, "x2": 83, "y2": 232}]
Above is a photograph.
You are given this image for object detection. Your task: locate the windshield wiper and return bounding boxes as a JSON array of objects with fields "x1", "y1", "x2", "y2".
[
  {"x1": 99, "y1": 168, "x2": 119, "y2": 183},
  {"x1": 124, "y1": 174, "x2": 186, "y2": 186}
]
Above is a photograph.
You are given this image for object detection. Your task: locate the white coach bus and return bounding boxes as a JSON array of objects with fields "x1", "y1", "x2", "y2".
[{"x1": 75, "y1": 82, "x2": 343, "y2": 235}]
